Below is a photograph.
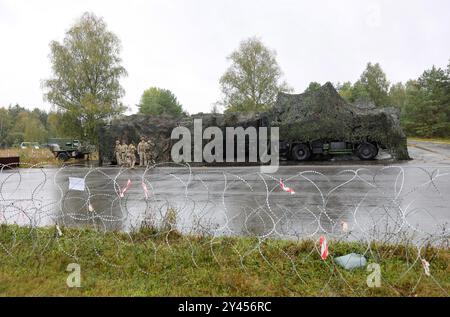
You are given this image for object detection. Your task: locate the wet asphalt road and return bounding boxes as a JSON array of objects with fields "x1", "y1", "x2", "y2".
[
  {"x1": 407, "y1": 140, "x2": 450, "y2": 165},
  {"x1": 1, "y1": 141, "x2": 449, "y2": 242}
]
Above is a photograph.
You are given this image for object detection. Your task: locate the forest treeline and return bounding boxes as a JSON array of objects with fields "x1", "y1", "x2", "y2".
[
  {"x1": 1, "y1": 61, "x2": 449, "y2": 148},
  {"x1": 0, "y1": 13, "x2": 448, "y2": 148}
]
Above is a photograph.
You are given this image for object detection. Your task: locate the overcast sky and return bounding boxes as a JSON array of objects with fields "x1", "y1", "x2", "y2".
[{"x1": 0, "y1": 0, "x2": 449, "y2": 114}]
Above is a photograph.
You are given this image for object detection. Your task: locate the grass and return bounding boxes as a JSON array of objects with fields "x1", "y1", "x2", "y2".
[
  {"x1": 408, "y1": 137, "x2": 450, "y2": 145},
  {"x1": 0, "y1": 224, "x2": 448, "y2": 296},
  {"x1": 0, "y1": 148, "x2": 59, "y2": 166},
  {"x1": 0, "y1": 148, "x2": 98, "y2": 167}
]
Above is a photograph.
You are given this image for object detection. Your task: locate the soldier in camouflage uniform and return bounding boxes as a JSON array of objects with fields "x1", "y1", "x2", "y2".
[
  {"x1": 127, "y1": 143, "x2": 136, "y2": 169},
  {"x1": 114, "y1": 140, "x2": 122, "y2": 166},
  {"x1": 120, "y1": 141, "x2": 128, "y2": 167},
  {"x1": 144, "y1": 139, "x2": 154, "y2": 165},
  {"x1": 137, "y1": 136, "x2": 147, "y2": 167}
]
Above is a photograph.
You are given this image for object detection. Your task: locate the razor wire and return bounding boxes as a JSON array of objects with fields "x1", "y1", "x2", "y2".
[{"x1": 0, "y1": 162, "x2": 449, "y2": 295}]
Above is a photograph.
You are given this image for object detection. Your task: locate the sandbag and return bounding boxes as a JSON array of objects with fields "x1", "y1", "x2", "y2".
[{"x1": 334, "y1": 253, "x2": 367, "y2": 270}]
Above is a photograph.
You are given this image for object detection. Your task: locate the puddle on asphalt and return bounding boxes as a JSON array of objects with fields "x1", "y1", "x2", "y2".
[{"x1": 0, "y1": 165, "x2": 449, "y2": 245}]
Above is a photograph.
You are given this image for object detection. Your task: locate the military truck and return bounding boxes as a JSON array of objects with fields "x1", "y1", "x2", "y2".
[
  {"x1": 98, "y1": 83, "x2": 410, "y2": 164},
  {"x1": 19, "y1": 142, "x2": 40, "y2": 149},
  {"x1": 47, "y1": 138, "x2": 94, "y2": 161},
  {"x1": 279, "y1": 140, "x2": 379, "y2": 161},
  {"x1": 271, "y1": 82, "x2": 409, "y2": 161}
]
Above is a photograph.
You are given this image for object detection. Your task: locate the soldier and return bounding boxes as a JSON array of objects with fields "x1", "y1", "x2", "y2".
[
  {"x1": 127, "y1": 142, "x2": 136, "y2": 169},
  {"x1": 114, "y1": 140, "x2": 122, "y2": 166},
  {"x1": 137, "y1": 136, "x2": 146, "y2": 167},
  {"x1": 144, "y1": 138, "x2": 153, "y2": 165},
  {"x1": 120, "y1": 140, "x2": 128, "y2": 166}
]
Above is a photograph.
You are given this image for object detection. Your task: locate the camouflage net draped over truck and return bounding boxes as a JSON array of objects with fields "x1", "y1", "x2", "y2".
[
  {"x1": 272, "y1": 82, "x2": 410, "y2": 160},
  {"x1": 99, "y1": 82, "x2": 410, "y2": 164},
  {"x1": 99, "y1": 115, "x2": 178, "y2": 165}
]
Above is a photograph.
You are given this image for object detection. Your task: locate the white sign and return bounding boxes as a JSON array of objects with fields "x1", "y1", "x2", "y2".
[{"x1": 68, "y1": 177, "x2": 85, "y2": 191}]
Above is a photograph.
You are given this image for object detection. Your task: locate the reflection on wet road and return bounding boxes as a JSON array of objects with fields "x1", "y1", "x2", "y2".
[{"x1": 0, "y1": 142, "x2": 449, "y2": 244}]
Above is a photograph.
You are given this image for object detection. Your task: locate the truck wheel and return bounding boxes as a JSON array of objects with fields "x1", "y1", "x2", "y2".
[
  {"x1": 292, "y1": 144, "x2": 311, "y2": 161},
  {"x1": 57, "y1": 152, "x2": 69, "y2": 161},
  {"x1": 356, "y1": 143, "x2": 378, "y2": 160}
]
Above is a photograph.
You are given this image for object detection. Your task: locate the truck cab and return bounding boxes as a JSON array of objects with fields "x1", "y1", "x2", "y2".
[{"x1": 47, "y1": 138, "x2": 92, "y2": 161}]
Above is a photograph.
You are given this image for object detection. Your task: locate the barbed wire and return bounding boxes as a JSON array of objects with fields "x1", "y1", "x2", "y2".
[{"x1": 0, "y1": 162, "x2": 449, "y2": 295}]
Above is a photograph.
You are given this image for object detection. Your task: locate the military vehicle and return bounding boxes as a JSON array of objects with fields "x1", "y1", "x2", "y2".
[
  {"x1": 98, "y1": 83, "x2": 410, "y2": 165},
  {"x1": 271, "y1": 83, "x2": 409, "y2": 161},
  {"x1": 47, "y1": 138, "x2": 94, "y2": 161},
  {"x1": 19, "y1": 142, "x2": 40, "y2": 149},
  {"x1": 279, "y1": 140, "x2": 378, "y2": 161}
]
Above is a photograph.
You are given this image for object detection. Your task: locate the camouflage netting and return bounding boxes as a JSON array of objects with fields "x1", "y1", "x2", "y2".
[
  {"x1": 271, "y1": 82, "x2": 410, "y2": 160},
  {"x1": 99, "y1": 114, "x2": 179, "y2": 165},
  {"x1": 99, "y1": 82, "x2": 410, "y2": 164}
]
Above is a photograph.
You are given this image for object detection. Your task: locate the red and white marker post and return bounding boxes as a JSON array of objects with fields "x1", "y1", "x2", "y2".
[
  {"x1": 279, "y1": 180, "x2": 295, "y2": 194},
  {"x1": 119, "y1": 179, "x2": 132, "y2": 197},
  {"x1": 319, "y1": 235, "x2": 329, "y2": 260}
]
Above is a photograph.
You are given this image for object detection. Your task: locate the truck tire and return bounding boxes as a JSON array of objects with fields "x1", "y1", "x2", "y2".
[
  {"x1": 57, "y1": 152, "x2": 69, "y2": 161},
  {"x1": 292, "y1": 144, "x2": 311, "y2": 161},
  {"x1": 356, "y1": 143, "x2": 378, "y2": 160}
]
